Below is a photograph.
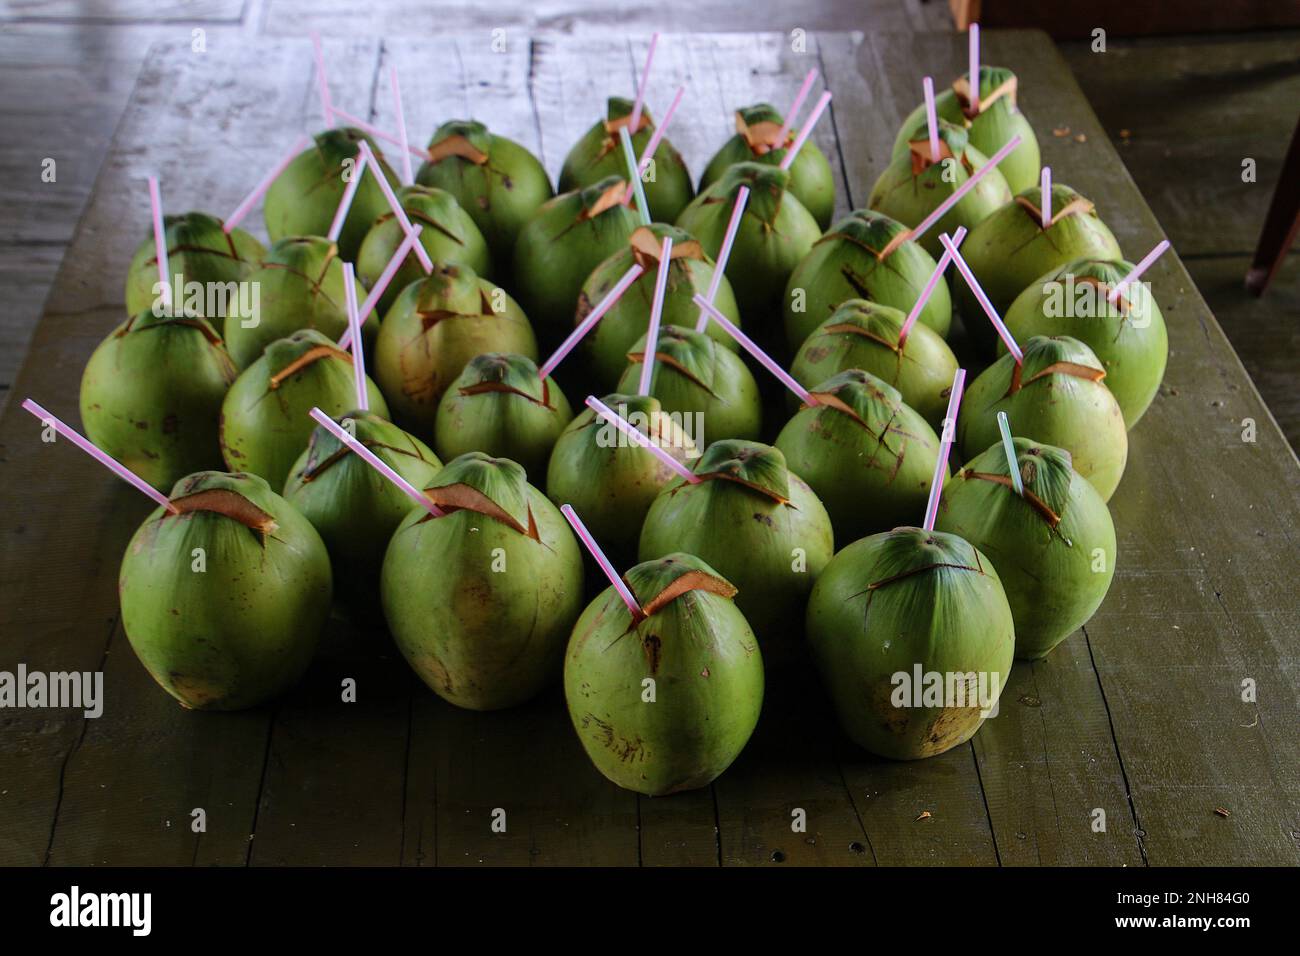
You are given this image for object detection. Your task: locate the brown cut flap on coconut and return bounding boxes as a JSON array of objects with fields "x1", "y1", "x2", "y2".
[
  {"x1": 629, "y1": 227, "x2": 703, "y2": 269},
  {"x1": 906, "y1": 137, "x2": 957, "y2": 175},
  {"x1": 866, "y1": 558, "x2": 984, "y2": 591},
  {"x1": 168, "y1": 489, "x2": 279, "y2": 536},
  {"x1": 269, "y1": 345, "x2": 350, "y2": 389},
  {"x1": 427, "y1": 134, "x2": 489, "y2": 165},
  {"x1": 952, "y1": 75, "x2": 1018, "y2": 118},
  {"x1": 640, "y1": 570, "x2": 738, "y2": 617},
  {"x1": 738, "y1": 116, "x2": 786, "y2": 154},
  {"x1": 1072, "y1": 274, "x2": 1138, "y2": 314},
  {"x1": 877, "y1": 227, "x2": 916, "y2": 261},
  {"x1": 701, "y1": 470, "x2": 791, "y2": 504},
  {"x1": 578, "y1": 181, "x2": 630, "y2": 221},
  {"x1": 457, "y1": 378, "x2": 556, "y2": 408},
  {"x1": 421, "y1": 482, "x2": 539, "y2": 539},
  {"x1": 127, "y1": 315, "x2": 226, "y2": 347},
  {"x1": 604, "y1": 112, "x2": 652, "y2": 136},
  {"x1": 1010, "y1": 360, "x2": 1107, "y2": 394},
  {"x1": 624, "y1": 349, "x2": 717, "y2": 396},
  {"x1": 1015, "y1": 194, "x2": 1095, "y2": 228},
  {"x1": 963, "y1": 471, "x2": 1064, "y2": 528},
  {"x1": 821, "y1": 321, "x2": 902, "y2": 352}
]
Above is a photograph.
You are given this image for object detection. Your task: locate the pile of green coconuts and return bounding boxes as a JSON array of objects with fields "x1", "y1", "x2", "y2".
[{"x1": 77, "y1": 61, "x2": 1167, "y2": 796}]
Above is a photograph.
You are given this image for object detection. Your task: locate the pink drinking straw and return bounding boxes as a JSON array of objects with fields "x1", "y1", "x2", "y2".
[
  {"x1": 628, "y1": 32, "x2": 660, "y2": 133},
  {"x1": 938, "y1": 231, "x2": 1024, "y2": 363},
  {"x1": 622, "y1": 85, "x2": 686, "y2": 205},
  {"x1": 147, "y1": 176, "x2": 171, "y2": 310},
  {"x1": 693, "y1": 186, "x2": 750, "y2": 332},
  {"x1": 637, "y1": 236, "x2": 673, "y2": 395},
  {"x1": 923, "y1": 76, "x2": 941, "y2": 161},
  {"x1": 330, "y1": 106, "x2": 426, "y2": 160},
  {"x1": 311, "y1": 31, "x2": 334, "y2": 126},
  {"x1": 921, "y1": 367, "x2": 966, "y2": 531},
  {"x1": 225, "y1": 133, "x2": 311, "y2": 233},
  {"x1": 775, "y1": 68, "x2": 819, "y2": 148},
  {"x1": 693, "y1": 295, "x2": 816, "y2": 406},
  {"x1": 968, "y1": 24, "x2": 981, "y2": 114},
  {"x1": 309, "y1": 408, "x2": 444, "y2": 517},
  {"x1": 390, "y1": 67, "x2": 413, "y2": 184},
  {"x1": 327, "y1": 151, "x2": 368, "y2": 242},
  {"x1": 1040, "y1": 167, "x2": 1052, "y2": 228},
  {"x1": 339, "y1": 224, "x2": 424, "y2": 348},
  {"x1": 342, "y1": 262, "x2": 368, "y2": 411},
  {"x1": 357, "y1": 140, "x2": 433, "y2": 272},
  {"x1": 906, "y1": 134, "x2": 1022, "y2": 243},
  {"x1": 21, "y1": 399, "x2": 176, "y2": 513},
  {"x1": 898, "y1": 225, "x2": 967, "y2": 347},
  {"x1": 779, "y1": 91, "x2": 832, "y2": 172},
  {"x1": 539, "y1": 262, "x2": 645, "y2": 380},
  {"x1": 561, "y1": 504, "x2": 643, "y2": 618},
  {"x1": 1108, "y1": 239, "x2": 1171, "y2": 304},
  {"x1": 585, "y1": 396, "x2": 700, "y2": 484}
]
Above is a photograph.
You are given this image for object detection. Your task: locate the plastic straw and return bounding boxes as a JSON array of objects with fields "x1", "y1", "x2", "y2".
[
  {"x1": 311, "y1": 31, "x2": 334, "y2": 126},
  {"x1": 619, "y1": 126, "x2": 651, "y2": 226},
  {"x1": 779, "y1": 91, "x2": 832, "y2": 172},
  {"x1": 327, "y1": 150, "x2": 368, "y2": 242},
  {"x1": 637, "y1": 237, "x2": 673, "y2": 395},
  {"x1": 357, "y1": 140, "x2": 433, "y2": 272},
  {"x1": 539, "y1": 263, "x2": 645, "y2": 380},
  {"x1": 898, "y1": 225, "x2": 967, "y2": 347},
  {"x1": 330, "y1": 107, "x2": 426, "y2": 160},
  {"x1": 1108, "y1": 239, "x2": 1171, "y2": 304},
  {"x1": 693, "y1": 186, "x2": 750, "y2": 332},
  {"x1": 339, "y1": 224, "x2": 424, "y2": 348},
  {"x1": 309, "y1": 408, "x2": 444, "y2": 517},
  {"x1": 342, "y1": 262, "x2": 368, "y2": 411},
  {"x1": 1040, "y1": 167, "x2": 1052, "y2": 228},
  {"x1": 968, "y1": 24, "x2": 981, "y2": 114},
  {"x1": 21, "y1": 399, "x2": 175, "y2": 513},
  {"x1": 628, "y1": 32, "x2": 659, "y2": 134},
  {"x1": 622, "y1": 85, "x2": 685, "y2": 205},
  {"x1": 775, "y1": 68, "x2": 819, "y2": 148},
  {"x1": 921, "y1": 367, "x2": 966, "y2": 531},
  {"x1": 226, "y1": 134, "x2": 312, "y2": 234},
  {"x1": 693, "y1": 295, "x2": 816, "y2": 406},
  {"x1": 390, "y1": 67, "x2": 413, "y2": 184},
  {"x1": 905, "y1": 134, "x2": 1022, "y2": 243},
  {"x1": 147, "y1": 176, "x2": 171, "y2": 310},
  {"x1": 923, "y1": 76, "x2": 941, "y2": 161},
  {"x1": 938, "y1": 231, "x2": 1023, "y2": 363},
  {"x1": 997, "y1": 411, "x2": 1024, "y2": 496},
  {"x1": 585, "y1": 396, "x2": 699, "y2": 483},
  {"x1": 561, "y1": 504, "x2": 643, "y2": 618}
]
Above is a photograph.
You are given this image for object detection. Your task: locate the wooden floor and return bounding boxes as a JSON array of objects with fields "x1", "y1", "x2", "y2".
[{"x1": 0, "y1": 26, "x2": 1296, "y2": 867}]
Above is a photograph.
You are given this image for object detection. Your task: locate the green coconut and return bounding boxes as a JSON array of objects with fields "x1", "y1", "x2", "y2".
[
  {"x1": 789, "y1": 299, "x2": 958, "y2": 431},
  {"x1": 1002, "y1": 258, "x2": 1168, "y2": 428},
  {"x1": 224, "y1": 235, "x2": 368, "y2": 370},
  {"x1": 699, "y1": 102, "x2": 836, "y2": 229},
  {"x1": 123, "y1": 211, "x2": 264, "y2": 335},
  {"x1": 416, "y1": 119, "x2": 554, "y2": 263},
  {"x1": 806, "y1": 526, "x2": 1014, "y2": 759},
  {"x1": 891, "y1": 65, "x2": 1041, "y2": 195},
  {"x1": 936, "y1": 437, "x2": 1116, "y2": 660},
  {"x1": 263, "y1": 127, "x2": 400, "y2": 260},
  {"x1": 283, "y1": 411, "x2": 442, "y2": 618},
  {"x1": 959, "y1": 335, "x2": 1128, "y2": 502},
  {"x1": 564, "y1": 552, "x2": 763, "y2": 795},
  {"x1": 615, "y1": 324, "x2": 761, "y2": 443},
  {"x1": 782, "y1": 209, "x2": 953, "y2": 351},
  {"x1": 373, "y1": 263, "x2": 537, "y2": 442},
  {"x1": 80, "y1": 310, "x2": 237, "y2": 491},
  {"x1": 774, "y1": 370, "x2": 945, "y2": 542},
  {"x1": 638, "y1": 439, "x2": 834, "y2": 639},
  {"x1": 578, "y1": 223, "x2": 742, "y2": 393},
  {"x1": 355, "y1": 183, "x2": 493, "y2": 317},
  {"x1": 434, "y1": 352, "x2": 573, "y2": 478},
  {"x1": 382, "y1": 452, "x2": 584, "y2": 709},
  {"x1": 955, "y1": 183, "x2": 1122, "y2": 354},
  {"x1": 513, "y1": 176, "x2": 640, "y2": 343},
  {"x1": 676, "y1": 162, "x2": 820, "y2": 325},
  {"x1": 558, "y1": 97, "x2": 695, "y2": 224},
  {"x1": 868, "y1": 119, "x2": 1011, "y2": 260},
  {"x1": 545, "y1": 392, "x2": 698, "y2": 564},
  {"x1": 118, "y1": 471, "x2": 331, "y2": 710},
  {"x1": 220, "y1": 329, "x2": 390, "y2": 490}
]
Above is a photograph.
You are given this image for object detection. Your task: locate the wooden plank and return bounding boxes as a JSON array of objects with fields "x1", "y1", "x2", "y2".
[{"x1": 0, "y1": 1, "x2": 245, "y2": 22}]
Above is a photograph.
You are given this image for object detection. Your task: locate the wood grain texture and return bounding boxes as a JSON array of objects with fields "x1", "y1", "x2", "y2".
[{"x1": 0, "y1": 1, "x2": 245, "y2": 22}]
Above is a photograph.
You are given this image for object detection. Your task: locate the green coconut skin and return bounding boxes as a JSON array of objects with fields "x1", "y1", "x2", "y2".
[
  {"x1": 374, "y1": 264, "x2": 537, "y2": 443},
  {"x1": 382, "y1": 453, "x2": 584, "y2": 710},
  {"x1": 959, "y1": 335, "x2": 1128, "y2": 502},
  {"x1": 699, "y1": 102, "x2": 836, "y2": 229},
  {"x1": 775, "y1": 370, "x2": 946, "y2": 543},
  {"x1": 1001, "y1": 258, "x2": 1168, "y2": 428},
  {"x1": 783, "y1": 209, "x2": 953, "y2": 352},
  {"x1": 545, "y1": 393, "x2": 697, "y2": 564},
  {"x1": 416, "y1": 120, "x2": 554, "y2": 264},
  {"x1": 789, "y1": 299, "x2": 958, "y2": 431},
  {"x1": 80, "y1": 311, "x2": 237, "y2": 492},
  {"x1": 955, "y1": 184, "x2": 1122, "y2": 355},
  {"x1": 220, "y1": 329, "x2": 390, "y2": 490},
  {"x1": 806, "y1": 527, "x2": 1014, "y2": 759},
  {"x1": 434, "y1": 352, "x2": 573, "y2": 479},
  {"x1": 676, "y1": 162, "x2": 821, "y2": 325},
  {"x1": 225, "y1": 235, "x2": 368, "y2": 370},
  {"x1": 283, "y1": 412, "x2": 442, "y2": 618},
  {"x1": 264, "y1": 128, "x2": 400, "y2": 260},
  {"x1": 559, "y1": 97, "x2": 695, "y2": 224},
  {"x1": 564, "y1": 553, "x2": 763, "y2": 795},
  {"x1": 615, "y1": 324, "x2": 762, "y2": 443},
  {"x1": 512, "y1": 175, "x2": 640, "y2": 343},
  {"x1": 936, "y1": 438, "x2": 1116, "y2": 660},
  {"x1": 868, "y1": 120, "x2": 1012, "y2": 260},
  {"x1": 578, "y1": 223, "x2": 742, "y2": 393},
  {"x1": 123, "y1": 211, "x2": 264, "y2": 336},
  {"x1": 638, "y1": 440, "x2": 834, "y2": 640},
  {"x1": 119, "y1": 471, "x2": 332, "y2": 710},
  {"x1": 356, "y1": 184, "x2": 493, "y2": 318},
  {"x1": 891, "y1": 66, "x2": 1041, "y2": 194}
]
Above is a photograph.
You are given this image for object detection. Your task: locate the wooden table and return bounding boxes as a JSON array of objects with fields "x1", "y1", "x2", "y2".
[{"x1": 1, "y1": 31, "x2": 1296, "y2": 867}]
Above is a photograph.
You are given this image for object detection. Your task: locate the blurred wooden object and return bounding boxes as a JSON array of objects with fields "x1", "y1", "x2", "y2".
[
  {"x1": 950, "y1": 0, "x2": 1300, "y2": 37},
  {"x1": 1246, "y1": 114, "x2": 1300, "y2": 296}
]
